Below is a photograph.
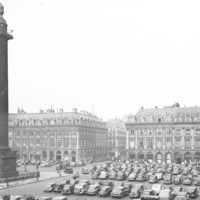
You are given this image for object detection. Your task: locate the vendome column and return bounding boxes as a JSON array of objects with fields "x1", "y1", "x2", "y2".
[{"x1": 0, "y1": 3, "x2": 18, "y2": 178}]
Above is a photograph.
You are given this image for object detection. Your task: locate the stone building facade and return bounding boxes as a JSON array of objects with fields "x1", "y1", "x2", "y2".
[
  {"x1": 125, "y1": 104, "x2": 200, "y2": 164},
  {"x1": 9, "y1": 108, "x2": 109, "y2": 163},
  {"x1": 107, "y1": 118, "x2": 126, "y2": 160}
]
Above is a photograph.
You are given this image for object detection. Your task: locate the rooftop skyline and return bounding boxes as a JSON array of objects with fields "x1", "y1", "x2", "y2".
[{"x1": 2, "y1": 0, "x2": 200, "y2": 120}]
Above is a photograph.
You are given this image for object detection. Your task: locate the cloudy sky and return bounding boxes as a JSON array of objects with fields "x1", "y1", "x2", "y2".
[{"x1": 2, "y1": 0, "x2": 200, "y2": 120}]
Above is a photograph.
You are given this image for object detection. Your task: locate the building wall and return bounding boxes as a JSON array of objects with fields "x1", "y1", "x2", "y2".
[
  {"x1": 125, "y1": 106, "x2": 200, "y2": 164},
  {"x1": 9, "y1": 110, "x2": 109, "y2": 163}
]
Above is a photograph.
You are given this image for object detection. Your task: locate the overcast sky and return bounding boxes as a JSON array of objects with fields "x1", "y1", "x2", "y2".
[{"x1": 2, "y1": 0, "x2": 200, "y2": 120}]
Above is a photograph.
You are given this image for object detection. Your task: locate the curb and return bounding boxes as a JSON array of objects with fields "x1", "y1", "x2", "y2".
[{"x1": 0, "y1": 174, "x2": 68, "y2": 190}]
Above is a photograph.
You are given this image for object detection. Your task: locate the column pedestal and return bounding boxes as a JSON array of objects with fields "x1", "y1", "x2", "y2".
[{"x1": 0, "y1": 150, "x2": 18, "y2": 178}]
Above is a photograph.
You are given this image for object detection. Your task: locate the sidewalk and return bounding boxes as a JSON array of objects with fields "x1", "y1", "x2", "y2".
[{"x1": 0, "y1": 172, "x2": 69, "y2": 190}]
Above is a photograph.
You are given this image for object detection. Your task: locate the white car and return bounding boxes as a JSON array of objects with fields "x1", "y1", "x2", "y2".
[{"x1": 152, "y1": 184, "x2": 163, "y2": 194}]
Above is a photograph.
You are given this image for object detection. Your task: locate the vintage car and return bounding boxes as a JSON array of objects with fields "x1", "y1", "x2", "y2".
[
  {"x1": 183, "y1": 177, "x2": 193, "y2": 185},
  {"x1": 173, "y1": 175, "x2": 183, "y2": 185},
  {"x1": 73, "y1": 182, "x2": 90, "y2": 195},
  {"x1": 172, "y1": 186, "x2": 183, "y2": 198},
  {"x1": 82, "y1": 168, "x2": 90, "y2": 174},
  {"x1": 149, "y1": 175, "x2": 158, "y2": 183},
  {"x1": 152, "y1": 184, "x2": 163, "y2": 195},
  {"x1": 86, "y1": 183, "x2": 101, "y2": 195},
  {"x1": 99, "y1": 171, "x2": 109, "y2": 180},
  {"x1": 109, "y1": 171, "x2": 117, "y2": 180},
  {"x1": 111, "y1": 186, "x2": 129, "y2": 198},
  {"x1": 129, "y1": 184, "x2": 144, "y2": 198},
  {"x1": 43, "y1": 183, "x2": 56, "y2": 192},
  {"x1": 186, "y1": 186, "x2": 198, "y2": 198},
  {"x1": 116, "y1": 171, "x2": 126, "y2": 181},
  {"x1": 128, "y1": 173, "x2": 137, "y2": 181},
  {"x1": 98, "y1": 185, "x2": 113, "y2": 197},
  {"x1": 174, "y1": 192, "x2": 189, "y2": 200},
  {"x1": 159, "y1": 189, "x2": 173, "y2": 200},
  {"x1": 62, "y1": 184, "x2": 74, "y2": 195},
  {"x1": 193, "y1": 176, "x2": 200, "y2": 186},
  {"x1": 92, "y1": 171, "x2": 100, "y2": 179},
  {"x1": 141, "y1": 190, "x2": 159, "y2": 200},
  {"x1": 164, "y1": 174, "x2": 173, "y2": 184}
]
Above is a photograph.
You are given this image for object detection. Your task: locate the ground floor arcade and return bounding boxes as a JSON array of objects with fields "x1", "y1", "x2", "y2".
[{"x1": 127, "y1": 150, "x2": 200, "y2": 164}]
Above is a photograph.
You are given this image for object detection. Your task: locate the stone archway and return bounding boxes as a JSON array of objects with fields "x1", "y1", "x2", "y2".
[
  {"x1": 165, "y1": 152, "x2": 172, "y2": 164},
  {"x1": 138, "y1": 151, "x2": 144, "y2": 161},
  {"x1": 29, "y1": 152, "x2": 34, "y2": 160},
  {"x1": 147, "y1": 152, "x2": 154, "y2": 162},
  {"x1": 71, "y1": 151, "x2": 76, "y2": 162},
  {"x1": 175, "y1": 152, "x2": 182, "y2": 164},
  {"x1": 56, "y1": 151, "x2": 62, "y2": 161},
  {"x1": 63, "y1": 151, "x2": 69, "y2": 162},
  {"x1": 42, "y1": 151, "x2": 47, "y2": 161},
  {"x1": 156, "y1": 152, "x2": 163, "y2": 164},
  {"x1": 35, "y1": 151, "x2": 41, "y2": 161},
  {"x1": 49, "y1": 151, "x2": 54, "y2": 161},
  {"x1": 184, "y1": 152, "x2": 192, "y2": 163},
  {"x1": 194, "y1": 152, "x2": 200, "y2": 162},
  {"x1": 129, "y1": 151, "x2": 135, "y2": 161}
]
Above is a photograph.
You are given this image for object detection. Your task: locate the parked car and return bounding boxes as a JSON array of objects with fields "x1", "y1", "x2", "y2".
[
  {"x1": 164, "y1": 174, "x2": 173, "y2": 184},
  {"x1": 152, "y1": 184, "x2": 163, "y2": 195},
  {"x1": 82, "y1": 168, "x2": 89, "y2": 174},
  {"x1": 174, "y1": 175, "x2": 183, "y2": 185},
  {"x1": 92, "y1": 171, "x2": 100, "y2": 179},
  {"x1": 129, "y1": 184, "x2": 144, "y2": 198},
  {"x1": 38, "y1": 197, "x2": 52, "y2": 200},
  {"x1": 73, "y1": 182, "x2": 90, "y2": 195},
  {"x1": 43, "y1": 183, "x2": 56, "y2": 192},
  {"x1": 99, "y1": 171, "x2": 109, "y2": 180},
  {"x1": 64, "y1": 167, "x2": 73, "y2": 174},
  {"x1": 20, "y1": 195, "x2": 36, "y2": 200},
  {"x1": 98, "y1": 185, "x2": 113, "y2": 197},
  {"x1": 186, "y1": 186, "x2": 198, "y2": 198},
  {"x1": 149, "y1": 175, "x2": 158, "y2": 183},
  {"x1": 172, "y1": 186, "x2": 183, "y2": 198},
  {"x1": 159, "y1": 189, "x2": 173, "y2": 200},
  {"x1": 109, "y1": 171, "x2": 117, "y2": 180},
  {"x1": 128, "y1": 173, "x2": 137, "y2": 181},
  {"x1": 141, "y1": 190, "x2": 159, "y2": 200},
  {"x1": 194, "y1": 176, "x2": 200, "y2": 186},
  {"x1": 53, "y1": 183, "x2": 64, "y2": 193},
  {"x1": 111, "y1": 186, "x2": 129, "y2": 198},
  {"x1": 62, "y1": 184, "x2": 74, "y2": 195},
  {"x1": 116, "y1": 171, "x2": 126, "y2": 181},
  {"x1": 174, "y1": 192, "x2": 189, "y2": 200},
  {"x1": 86, "y1": 183, "x2": 101, "y2": 195},
  {"x1": 183, "y1": 177, "x2": 193, "y2": 185}
]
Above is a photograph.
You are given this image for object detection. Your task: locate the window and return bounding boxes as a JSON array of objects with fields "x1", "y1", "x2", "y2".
[
  {"x1": 156, "y1": 139, "x2": 162, "y2": 149},
  {"x1": 165, "y1": 138, "x2": 172, "y2": 149},
  {"x1": 43, "y1": 139, "x2": 48, "y2": 147},
  {"x1": 185, "y1": 137, "x2": 191, "y2": 148},
  {"x1": 175, "y1": 137, "x2": 181, "y2": 148},
  {"x1": 57, "y1": 139, "x2": 62, "y2": 147},
  {"x1": 195, "y1": 137, "x2": 200, "y2": 148},
  {"x1": 36, "y1": 138, "x2": 40, "y2": 145},
  {"x1": 50, "y1": 139, "x2": 55, "y2": 148},
  {"x1": 130, "y1": 130, "x2": 134, "y2": 135},
  {"x1": 147, "y1": 139, "x2": 153, "y2": 149},
  {"x1": 63, "y1": 138, "x2": 69, "y2": 148},
  {"x1": 138, "y1": 140, "x2": 144, "y2": 149}
]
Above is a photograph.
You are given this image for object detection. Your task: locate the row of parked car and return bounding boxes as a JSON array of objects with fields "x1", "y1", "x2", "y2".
[
  {"x1": 90, "y1": 161, "x2": 200, "y2": 187},
  {"x1": 42, "y1": 177, "x2": 199, "y2": 199}
]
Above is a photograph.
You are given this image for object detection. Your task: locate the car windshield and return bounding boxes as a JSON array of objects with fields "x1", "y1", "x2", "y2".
[
  {"x1": 101, "y1": 186, "x2": 109, "y2": 191},
  {"x1": 187, "y1": 188, "x2": 195, "y2": 192},
  {"x1": 113, "y1": 187, "x2": 123, "y2": 192}
]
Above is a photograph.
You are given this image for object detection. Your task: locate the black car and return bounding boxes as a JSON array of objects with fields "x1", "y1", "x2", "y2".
[
  {"x1": 164, "y1": 174, "x2": 173, "y2": 184},
  {"x1": 92, "y1": 171, "x2": 100, "y2": 179},
  {"x1": 82, "y1": 168, "x2": 90, "y2": 174},
  {"x1": 186, "y1": 186, "x2": 198, "y2": 198},
  {"x1": 53, "y1": 184, "x2": 64, "y2": 193},
  {"x1": 64, "y1": 167, "x2": 73, "y2": 174},
  {"x1": 99, "y1": 185, "x2": 113, "y2": 197}
]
